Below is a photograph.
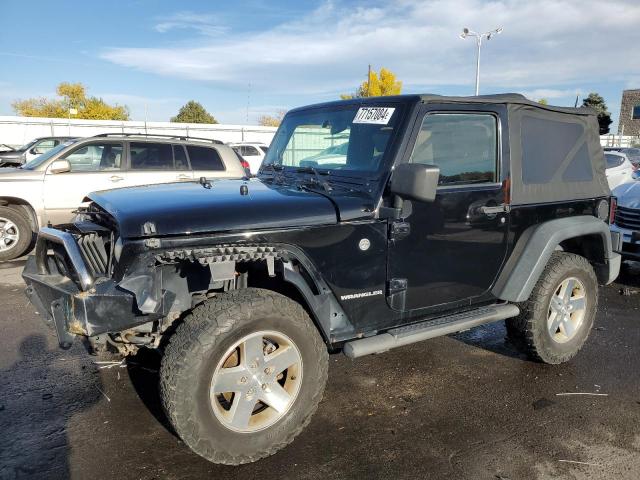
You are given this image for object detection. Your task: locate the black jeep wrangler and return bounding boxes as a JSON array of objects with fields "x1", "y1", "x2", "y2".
[{"x1": 23, "y1": 94, "x2": 620, "y2": 465}]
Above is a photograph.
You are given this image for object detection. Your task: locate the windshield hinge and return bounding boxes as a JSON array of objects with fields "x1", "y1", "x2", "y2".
[{"x1": 389, "y1": 221, "x2": 410, "y2": 241}]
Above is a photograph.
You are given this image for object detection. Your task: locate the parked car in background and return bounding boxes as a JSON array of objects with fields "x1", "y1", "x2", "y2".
[
  {"x1": 618, "y1": 147, "x2": 640, "y2": 167},
  {"x1": 229, "y1": 142, "x2": 269, "y2": 174},
  {"x1": 611, "y1": 181, "x2": 640, "y2": 261},
  {"x1": 604, "y1": 147, "x2": 640, "y2": 166},
  {"x1": 230, "y1": 149, "x2": 252, "y2": 176},
  {"x1": 0, "y1": 134, "x2": 246, "y2": 261},
  {"x1": 0, "y1": 136, "x2": 77, "y2": 167},
  {"x1": 605, "y1": 151, "x2": 636, "y2": 189},
  {"x1": 300, "y1": 141, "x2": 349, "y2": 167}
]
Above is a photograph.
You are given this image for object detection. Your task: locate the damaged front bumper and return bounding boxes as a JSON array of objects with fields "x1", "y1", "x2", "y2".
[{"x1": 22, "y1": 228, "x2": 153, "y2": 349}]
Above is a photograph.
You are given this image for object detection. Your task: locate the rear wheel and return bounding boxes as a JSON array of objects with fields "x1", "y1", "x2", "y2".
[
  {"x1": 506, "y1": 252, "x2": 598, "y2": 364},
  {"x1": 160, "y1": 288, "x2": 328, "y2": 465},
  {"x1": 0, "y1": 206, "x2": 32, "y2": 262}
]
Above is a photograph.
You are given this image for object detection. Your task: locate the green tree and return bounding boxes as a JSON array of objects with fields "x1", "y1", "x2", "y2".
[
  {"x1": 341, "y1": 67, "x2": 403, "y2": 99},
  {"x1": 171, "y1": 101, "x2": 218, "y2": 124},
  {"x1": 582, "y1": 92, "x2": 612, "y2": 134},
  {"x1": 258, "y1": 110, "x2": 286, "y2": 127},
  {"x1": 12, "y1": 82, "x2": 129, "y2": 120},
  {"x1": 537, "y1": 98, "x2": 548, "y2": 105}
]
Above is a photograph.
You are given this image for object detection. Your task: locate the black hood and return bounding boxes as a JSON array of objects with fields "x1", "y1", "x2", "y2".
[{"x1": 88, "y1": 179, "x2": 350, "y2": 238}]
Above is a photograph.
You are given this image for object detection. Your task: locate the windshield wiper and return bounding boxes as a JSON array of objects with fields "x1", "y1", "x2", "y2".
[
  {"x1": 295, "y1": 166, "x2": 332, "y2": 192},
  {"x1": 260, "y1": 163, "x2": 286, "y2": 183}
]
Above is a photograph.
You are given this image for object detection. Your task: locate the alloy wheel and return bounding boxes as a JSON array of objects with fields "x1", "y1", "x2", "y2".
[
  {"x1": 210, "y1": 330, "x2": 303, "y2": 433},
  {"x1": 0, "y1": 217, "x2": 20, "y2": 252},
  {"x1": 547, "y1": 277, "x2": 587, "y2": 343}
]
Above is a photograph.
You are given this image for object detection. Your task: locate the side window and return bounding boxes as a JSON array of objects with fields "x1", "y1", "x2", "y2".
[
  {"x1": 130, "y1": 142, "x2": 174, "y2": 170},
  {"x1": 242, "y1": 146, "x2": 260, "y2": 156},
  {"x1": 632, "y1": 105, "x2": 640, "y2": 120},
  {"x1": 63, "y1": 143, "x2": 123, "y2": 172},
  {"x1": 186, "y1": 146, "x2": 225, "y2": 171},
  {"x1": 409, "y1": 113, "x2": 498, "y2": 185},
  {"x1": 173, "y1": 145, "x2": 189, "y2": 170},
  {"x1": 35, "y1": 139, "x2": 56, "y2": 153}
]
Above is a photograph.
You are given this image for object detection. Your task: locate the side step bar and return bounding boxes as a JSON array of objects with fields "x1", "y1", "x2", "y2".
[{"x1": 343, "y1": 304, "x2": 520, "y2": 358}]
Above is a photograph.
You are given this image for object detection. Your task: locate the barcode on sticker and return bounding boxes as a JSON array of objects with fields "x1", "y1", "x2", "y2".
[{"x1": 353, "y1": 107, "x2": 395, "y2": 125}]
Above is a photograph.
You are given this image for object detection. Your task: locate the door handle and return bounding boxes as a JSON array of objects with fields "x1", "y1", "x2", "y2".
[
  {"x1": 110, "y1": 175, "x2": 124, "y2": 182},
  {"x1": 176, "y1": 174, "x2": 191, "y2": 180},
  {"x1": 480, "y1": 204, "x2": 510, "y2": 215}
]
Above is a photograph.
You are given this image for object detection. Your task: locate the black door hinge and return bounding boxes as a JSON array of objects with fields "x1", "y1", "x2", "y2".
[
  {"x1": 387, "y1": 278, "x2": 408, "y2": 311},
  {"x1": 387, "y1": 278, "x2": 408, "y2": 295},
  {"x1": 389, "y1": 221, "x2": 410, "y2": 240}
]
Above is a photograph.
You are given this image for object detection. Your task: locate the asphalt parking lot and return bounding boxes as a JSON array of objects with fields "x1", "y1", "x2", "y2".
[{"x1": 1, "y1": 259, "x2": 640, "y2": 480}]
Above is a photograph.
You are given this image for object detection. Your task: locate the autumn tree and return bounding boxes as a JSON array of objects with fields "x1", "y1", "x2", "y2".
[
  {"x1": 12, "y1": 82, "x2": 129, "y2": 120},
  {"x1": 341, "y1": 67, "x2": 403, "y2": 99},
  {"x1": 258, "y1": 110, "x2": 286, "y2": 127},
  {"x1": 537, "y1": 98, "x2": 548, "y2": 105},
  {"x1": 171, "y1": 101, "x2": 218, "y2": 124},
  {"x1": 582, "y1": 92, "x2": 612, "y2": 134}
]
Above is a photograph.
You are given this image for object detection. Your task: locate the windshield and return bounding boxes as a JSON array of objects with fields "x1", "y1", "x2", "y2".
[
  {"x1": 15, "y1": 138, "x2": 40, "y2": 153},
  {"x1": 261, "y1": 104, "x2": 403, "y2": 176},
  {"x1": 21, "y1": 140, "x2": 77, "y2": 170}
]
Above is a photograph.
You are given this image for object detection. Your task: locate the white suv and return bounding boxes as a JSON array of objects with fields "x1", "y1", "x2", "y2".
[
  {"x1": 0, "y1": 134, "x2": 246, "y2": 261},
  {"x1": 229, "y1": 142, "x2": 269, "y2": 174}
]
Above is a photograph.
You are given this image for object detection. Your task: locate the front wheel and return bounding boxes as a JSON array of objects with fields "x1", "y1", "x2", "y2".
[
  {"x1": 0, "y1": 206, "x2": 32, "y2": 262},
  {"x1": 160, "y1": 288, "x2": 328, "y2": 465},
  {"x1": 506, "y1": 252, "x2": 598, "y2": 364}
]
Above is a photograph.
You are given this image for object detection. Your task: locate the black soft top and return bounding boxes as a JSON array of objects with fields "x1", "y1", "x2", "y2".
[
  {"x1": 292, "y1": 93, "x2": 594, "y2": 115},
  {"x1": 290, "y1": 93, "x2": 609, "y2": 205},
  {"x1": 418, "y1": 93, "x2": 596, "y2": 116}
]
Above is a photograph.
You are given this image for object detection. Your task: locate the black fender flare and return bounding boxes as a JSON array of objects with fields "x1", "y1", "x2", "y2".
[
  {"x1": 119, "y1": 242, "x2": 355, "y2": 345},
  {"x1": 276, "y1": 244, "x2": 355, "y2": 344},
  {"x1": 492, "y1": 215, "x2": 620, "y2": 302}
]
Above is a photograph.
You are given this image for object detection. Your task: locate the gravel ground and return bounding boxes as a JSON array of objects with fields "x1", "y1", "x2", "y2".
[{"x1": 1, "y1": 258, "x2": 639, "y2": 480}]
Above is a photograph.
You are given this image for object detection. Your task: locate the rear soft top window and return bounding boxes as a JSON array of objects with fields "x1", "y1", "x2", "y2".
[{"x1": 508, "y1": 104, "x2": 609, "y2": 204}]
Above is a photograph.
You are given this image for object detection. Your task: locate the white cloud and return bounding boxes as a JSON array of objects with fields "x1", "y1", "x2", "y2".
[
  {"x1": 96, "y1": 93, "x2": 182, "y2": 106},
  {"x1": 519, "y1": 88, "x2": 582, "y2": 101},
  {"x1": 153, "y1": 11, "x2": 228, "y2": 36},
  {"x1": 97, "y1": 0, "x2": 640, "y2": 96},
  {"x1": 92, "y1": 93, "x2": 187, "y2": 121}
]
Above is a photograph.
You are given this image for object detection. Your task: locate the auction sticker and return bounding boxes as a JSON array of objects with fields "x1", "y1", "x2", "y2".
[{"x1": 353, "y1": 107, "x2": 395, "y2": 125}]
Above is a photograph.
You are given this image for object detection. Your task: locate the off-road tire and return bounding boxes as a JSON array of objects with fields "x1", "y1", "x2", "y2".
[
  {"x1": 160, "y1": 288, "x2": 328, "y2": 465},
  {"x1": 0, "y1": 206, "x2": 32, "y2": 262},
  {"x1": 505, "y1": 252, "x2": 598, "y2": 364}
]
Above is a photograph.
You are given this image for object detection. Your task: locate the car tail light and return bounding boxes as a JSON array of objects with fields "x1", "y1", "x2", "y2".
[
  {"x1": 609, "y1": 197, "x2": 617, "y2": 225},
  {"x1": 240, "y1": 159, "x2": 250, "y2": 170}
]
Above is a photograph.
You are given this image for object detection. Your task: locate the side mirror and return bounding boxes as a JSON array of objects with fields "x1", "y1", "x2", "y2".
[
  {"x1": 49, "y1": 159, "x2": 71, "y2": 174},
  {"x1": 390, "y1": 163, "x2": 440, "y2": 203},
  {"x1": 30, "y1": 147, "x2": 43, "y2": 155}
]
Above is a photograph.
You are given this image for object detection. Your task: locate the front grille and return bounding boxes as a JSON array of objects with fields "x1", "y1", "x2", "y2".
[
  {"x1": 615, "y1": 206, "x2": 640, "y2": 231},
  {"x1": 76, "y1": 233, "x2": 109, "y2": 277}
]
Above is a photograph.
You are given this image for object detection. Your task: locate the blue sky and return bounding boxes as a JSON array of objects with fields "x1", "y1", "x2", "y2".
[{"x1": 1, "y1": 0, "x2": 639, "y2": 130}]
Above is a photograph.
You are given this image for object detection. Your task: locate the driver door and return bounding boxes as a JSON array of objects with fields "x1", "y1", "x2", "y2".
[
  {"x1": 387, "y1": 106, "x2": 510, "y2": 316},
  {"x1": 43, "y1": 141, "x2": 125, "y2": 225}
]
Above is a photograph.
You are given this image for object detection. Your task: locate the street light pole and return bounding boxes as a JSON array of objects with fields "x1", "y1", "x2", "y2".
[{"x1": 460, "y1": 27, "x2": 503, "y2": 96}]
